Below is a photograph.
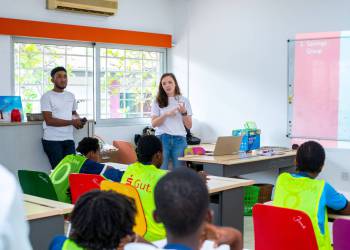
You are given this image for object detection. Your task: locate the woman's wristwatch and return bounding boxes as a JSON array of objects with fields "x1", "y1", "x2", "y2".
[{"x1": 181, "y1": 111, "x2": 188, "y2": 116}]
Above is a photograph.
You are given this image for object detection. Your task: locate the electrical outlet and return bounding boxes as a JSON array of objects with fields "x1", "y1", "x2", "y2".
[{"x1": 341, "y1": 172, "x2": 350, "y2": 181}]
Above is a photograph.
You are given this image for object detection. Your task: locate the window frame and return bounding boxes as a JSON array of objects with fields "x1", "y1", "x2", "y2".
[
  {"x1": 12, "y1": 37, "x2": 95, "y2": 119},
  {"x1": 94, "y1": 42, "x2": 167, "y2": 126},
  {"x1": 11, "y1": 37, "x2": 167, "y2": 126}
]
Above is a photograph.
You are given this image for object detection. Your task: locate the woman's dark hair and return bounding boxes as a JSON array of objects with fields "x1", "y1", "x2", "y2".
[
  {"x1": 76, "y1": 137, "x2": 100, "y2": 156},
  {"x1": 156, "y1": 73, "x2": 181, "y2": 108},
  {"x1": 296, "y1": 141, "x2": 325, "y2": 173},
  {"x1": 136, "y1": 135, "x2": 162, "y2": 165},
  {"x1": 70, "y1": 190, "x2": 136, "y2": 250}
]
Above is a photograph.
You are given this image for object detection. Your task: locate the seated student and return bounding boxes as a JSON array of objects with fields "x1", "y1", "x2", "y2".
[
  {"x1": 49, "y1": 190, "x2": 139, "y2": 250},
  {"x1": 121, "y1": 135, "x2": 167, "y2": 242},
  {"x1": 50, "y1": 137, "x2": 124, "y2": 203},
  {"x1": 0, "y1": 164, "x2": 32, "y2": 250},
  {"x1": 273, "y1": 141, "x2": 350, "y2": 250},
  {"x1": 125, "y1": 168, "x2": 243, "y2": 250}
]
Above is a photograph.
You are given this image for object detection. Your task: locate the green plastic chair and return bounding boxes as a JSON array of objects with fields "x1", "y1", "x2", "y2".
[
  {"x1": 18, "y1": 170, "x2": 58, "y2": 201},
  {"x1": 244, "y1": 185, "x2": 260, "y2": 216}
]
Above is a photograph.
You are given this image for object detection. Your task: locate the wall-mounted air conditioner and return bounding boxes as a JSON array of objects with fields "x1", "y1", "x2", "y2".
[{"x1": 47, "y1": 0, "x2": 118, "y2": 16}]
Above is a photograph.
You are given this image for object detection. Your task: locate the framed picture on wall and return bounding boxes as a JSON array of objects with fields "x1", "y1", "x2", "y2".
[{"x1": 0, "y1": 96, "x2": 24, "y2": 122}]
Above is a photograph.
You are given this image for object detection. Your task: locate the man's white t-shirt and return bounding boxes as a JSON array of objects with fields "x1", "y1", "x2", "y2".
[
  {"x1": 40, "y1": 90, "x2": 77, "y2": 141},
  {"x1": 151, "y1": 96, "x2": 192, "y2": 137},
  {"x1": 0, "y1": 165, "x2": 32, "y2": 250}
]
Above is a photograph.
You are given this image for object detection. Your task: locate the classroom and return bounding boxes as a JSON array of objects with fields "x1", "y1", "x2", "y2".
[{"x1": 1, "y1": 0, "x2": 350, "y2": 250}]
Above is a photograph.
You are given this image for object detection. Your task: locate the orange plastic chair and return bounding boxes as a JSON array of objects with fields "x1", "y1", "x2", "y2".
[
  {"x1": 69, "y1": 174, "x2": 105, "y2": 204},
  {"x1": 112, "y1": 140, "x2": 137, "y2": 164},
  {"x1": 100, "y1": 180, "x2": 147, "y2": 236},
  {"x1": 253, "y1": 204, "x2": 318, "y2": 250}
]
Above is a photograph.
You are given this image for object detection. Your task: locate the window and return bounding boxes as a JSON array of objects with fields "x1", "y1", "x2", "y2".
[
  {"x1": 14, "y1": 38, "x2": 94, "y2": 118},
  {"x1": 97, "y1": 45, "x2": 166, "y2": 123},
  {"x1": 13, "y1": 38, "x2": 166, "y2": 124}
]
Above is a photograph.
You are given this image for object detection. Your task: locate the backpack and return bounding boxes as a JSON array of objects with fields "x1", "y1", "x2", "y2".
[
  {"x1": 134, "y1": 126, "x2": 156, "y2": 145},
  {"x1": 185, "y1": 127, "x2": 201, "y2": 145}
]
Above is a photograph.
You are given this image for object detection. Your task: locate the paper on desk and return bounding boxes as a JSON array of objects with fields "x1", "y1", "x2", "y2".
[{"x1": 105, "y1": 162, "x2": 128, "y2": 171}]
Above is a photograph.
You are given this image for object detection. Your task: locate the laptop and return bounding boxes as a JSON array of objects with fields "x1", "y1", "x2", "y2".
[{"x1": 205, "y1": 136, "x2": 242, "y2": 156}]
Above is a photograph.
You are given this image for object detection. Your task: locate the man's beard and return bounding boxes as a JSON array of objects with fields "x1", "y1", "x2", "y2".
[{"x1": 55, "y1": 84, "x2": 66, "y2": 90}]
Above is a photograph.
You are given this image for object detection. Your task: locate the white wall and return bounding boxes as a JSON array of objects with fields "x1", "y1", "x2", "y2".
[
  {"x1": 167, "y1": 0, "x2": 190, "y2": 97},
  {"x1": 0, "y1": 122, "x2": 93, "y2": 175},
  {"x1": 0, "y1": 0, "x2": 174, "y2": 33},
  {"x1": 0, "y1": 0, "x2": 180, "y2": 143},
  {"x1": 171, "y1": 0, "x2": 350, "y2": 190}
]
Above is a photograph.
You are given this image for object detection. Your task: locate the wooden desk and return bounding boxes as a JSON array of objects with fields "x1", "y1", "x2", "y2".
[
  {"x1": 207, "y1": 176, "x2": 254, "y2": 233},
  {"x1": 104, "y1": 162, "x2": 128, "y2": 171},
  {"x1": 180, "y1": 149, "x2": 296, "y2": 177},
  {"x1": 24, "y1": 195, "x2": 73, "y2": 250},
  {"x1": 328, "y1": 192, "x2": 350, "y2": 220},
  {"x1": 208, "y1": 176, "x2": 254, "y2": 193}
]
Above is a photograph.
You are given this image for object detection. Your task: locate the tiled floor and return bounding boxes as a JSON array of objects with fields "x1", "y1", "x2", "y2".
[{"x1": 244, "y1": 216, "x2": 255, "y2": 250}]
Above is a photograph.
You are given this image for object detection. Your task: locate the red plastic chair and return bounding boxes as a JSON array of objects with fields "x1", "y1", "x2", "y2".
[
  {"x1": 112, "y1": 140, "x2": 137, "y2": 164},
  {"x1": 333, "y1": 219, "x2": 350, "y2": 250},
  {"x1": 69, "y1": 174, "x2": 105, "y2": 204},
  {"x1": 253, "y1": 204, "x2": 318, "y2": 250}
]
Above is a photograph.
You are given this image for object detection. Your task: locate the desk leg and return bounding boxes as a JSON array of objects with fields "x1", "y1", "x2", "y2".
[
  {"x1": 204, "y1": 163, "x2": 224, "y2": 177},
  {"x1": 29, "y1": 215, "x2": 64, "y2": 250},
  {"x1": 222, "y1": 187, "x2": 244, "y2": 233},
  {"x1": 210, "y1": 187, "x2": 244, "y2": 234},
  {"x1": 203, "y1": 156, "x2": 296, "y2": 177}
]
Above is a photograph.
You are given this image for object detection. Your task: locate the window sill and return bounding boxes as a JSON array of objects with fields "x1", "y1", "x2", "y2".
[{"x1": 95, "y1": 117, "x2": 151, "y2": 127}]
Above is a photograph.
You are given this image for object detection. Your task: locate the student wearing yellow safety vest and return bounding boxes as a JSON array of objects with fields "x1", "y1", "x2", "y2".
[
  {"x1": 49, "y1": 190, "x2": 142, "y2": 250},
  {"x1": 274, "y1": 141, "x2": 350, "y2": 250},
  {"x1": 50, "y1": 137, "x2": 124, "y2": 203},
  {"x1": 121, "y1": 135, "x2": 167, "y2": 242}
]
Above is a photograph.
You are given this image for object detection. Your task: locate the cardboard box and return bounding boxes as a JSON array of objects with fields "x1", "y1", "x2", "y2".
[{"x1": 232, "y1": 129, "x2": 261, "y2": 151}]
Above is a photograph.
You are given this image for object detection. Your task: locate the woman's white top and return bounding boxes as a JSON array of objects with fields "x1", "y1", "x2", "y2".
[{"x1": 151, "y1": 96, "x2": 192, "y2": 137}]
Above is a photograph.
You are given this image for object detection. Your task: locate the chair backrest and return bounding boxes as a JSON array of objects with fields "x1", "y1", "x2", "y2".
[
  {"x1": 69, "y1": 174, "x2": 105, "y2": 204},
  {"x1": 333, "y1": 219, "x2": 350, "y2": 250},
  {"x1": 112, "y1": 140, "x2": 137, "y2": 164},
  {"x1": 18, "y1": 170, "x2": 58, "y2": 201},
  {"x1": 100, "y1": 180, "x2": 147, "y2": 236},
  {"x1": 253, "y1": 204, "x2": 318, "y2": 250}
]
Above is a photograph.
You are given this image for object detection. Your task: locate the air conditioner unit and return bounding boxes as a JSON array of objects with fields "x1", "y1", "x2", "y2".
[{"x1": 47, "y1": 0, "x2": 117, "y2": 16}]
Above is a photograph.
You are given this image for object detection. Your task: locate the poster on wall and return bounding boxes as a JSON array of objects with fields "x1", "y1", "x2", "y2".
[
  {"x1": 288, "y1": 31, "x2": 350, "y2": 147},
  {"x1": 0, "y1": 96, "x2": 24, "y2": 122}
]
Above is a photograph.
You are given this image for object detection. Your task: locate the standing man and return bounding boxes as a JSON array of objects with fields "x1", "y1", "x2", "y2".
[{"x1": 41, "y1": 66, "x2": 86, "y2": 169}]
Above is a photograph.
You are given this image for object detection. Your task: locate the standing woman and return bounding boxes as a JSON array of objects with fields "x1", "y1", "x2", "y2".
[{"x1": 151, "y1": 73, "x2": 192, "y2": 170}]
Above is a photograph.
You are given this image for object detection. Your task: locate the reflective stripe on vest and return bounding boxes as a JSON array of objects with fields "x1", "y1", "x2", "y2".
[
  {"x1": 50, "y1": 154, "x2": 87, "y2": 203},
  {"x1": 62, "y1": 239, "x2": 83, "y2": 250},
  {"x1": 121, "y1": 162, "x2": 166, "y2": 242},
  {"x1": 273, "y1": 173, "x2": 332, "y2": 250}
]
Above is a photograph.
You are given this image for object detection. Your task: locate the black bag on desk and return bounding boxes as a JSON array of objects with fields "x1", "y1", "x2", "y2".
[
  {"x1": 185, "y1": 127, "x2": 201, "y2": 145},
  {"x1": 134, "y1": 126, "x2": 156, "y2": 145}
]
